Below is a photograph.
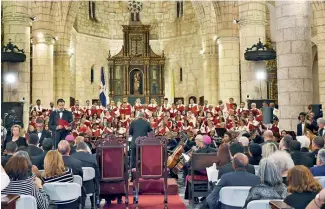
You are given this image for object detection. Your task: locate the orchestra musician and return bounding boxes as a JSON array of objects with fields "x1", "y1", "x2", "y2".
[{"x1": 49, "y1": 98, "x2": 73, "y2": 149}]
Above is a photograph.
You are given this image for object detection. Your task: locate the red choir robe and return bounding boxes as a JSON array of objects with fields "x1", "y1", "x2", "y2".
[
  {"x1": 120, "y1": 119, "x2": 129, "y2": 128},
  {"x1": 162, "y1": 104, "x2": 171, "y2": 112},
  {"x1": 103, "y1": 127, "x2": 113, "y2": 135},
  {"x1": 133, "y1": 104, "x2": 143, "y2": 112},
  {"x1": 92, "y1": 128, "x2": 102, "y2": 137},
  {"x1": 176, "y1": 105, "x2": 185, "y2": 113},
  {"x1": 147, "y1": 104, "x2": 158, "y2": 112},
  {"x1": 188, "y1": 104, "x2": 198, "y2": 115},
  {"x1": 169, "y1": 109, "x2": 178, "y2": 118},
  {"x1": 269, "y1": 124, "x2": 279, "y2": 134}
]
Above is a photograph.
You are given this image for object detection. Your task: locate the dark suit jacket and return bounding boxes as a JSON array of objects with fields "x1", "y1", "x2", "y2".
[
  {"x1": 71, "y1": 151, "x2": 99, "y2": 194},
  {"x1": 211, "y1": 170, "x2": 261, "y2": 201},
  {"x1": 62, "y1": 155, "x2": 83, "y2": 178},
  {"x1": 1, "y1": 154, "x2": 13, "y2": 167},
  {"x1": 49, "y1": 110, "x2": 73, "y2": 131},
  {"x1": 129, "y1": 118, "x2": 153, "y2": 149},
  {"x1": 218, "y1": 162, "x2": 255, "y2": 179},
  {"x1": 291, "y1": 151, "x2": 314, "y2": 168},
  {"x1": 31, "y1": 150, "x2": 49, "y2": 170},
  {"x1": 297, "y1": 123, "x2": 303, "y2": 136},
  {"x1": 32, "y1": 129, "x2": 51, "y2": 146},
  {"x1": 26, "y1": 145, "x2": 43, "y2": 157},
  {"x1": 310, "y1": 165, "x2": 325, "y2": 176}
]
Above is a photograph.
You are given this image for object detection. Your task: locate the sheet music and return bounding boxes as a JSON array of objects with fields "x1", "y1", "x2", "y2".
[
  {"x1": 182, "y1": 153, "x2": 190, "y2": 162},
  {"x1": 206, "y1": 163, "x2": 219, "y2": 183}
]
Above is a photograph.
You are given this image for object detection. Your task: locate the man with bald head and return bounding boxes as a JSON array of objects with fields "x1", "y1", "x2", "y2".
[
  {"x1": 261, "y1": 130, "x2": 278, "y2": 147},
  {"x1": 203, "y1": 153, "x2": 261, "y2": 209},
  {"x1": 57, "y1": 140, "x2": 83, "y2": 178}
]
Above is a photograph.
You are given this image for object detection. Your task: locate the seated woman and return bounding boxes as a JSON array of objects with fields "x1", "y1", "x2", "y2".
[
  {"x1": 3, "y1": 125, "x2": 27, "y2": 151},
  {"x1": 262, "y1": 143, "x2": 278, "y2": 158},
  {"x1": 269, "y1": 150, "x2": 295, "y2": 185},
  {"x1": 243, "y1": 158, "x2": 288, "y2": 208},
  {"x1": 184, "y1": 135, "x2": 216, "y2": 203},
  {"x1": 284, "y1": 165, "x2": 325, "y2": 209},
  {"x1": 2, "y1": 151, "x2": 50, "y2": 209},
  {"x1": 42, "y1": 150, "x2": 78, "y2": 209}
]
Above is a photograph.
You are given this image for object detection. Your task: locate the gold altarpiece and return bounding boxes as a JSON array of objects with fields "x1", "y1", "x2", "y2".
[{"x1": 107, "y1": 25, "x2": 165, "y2": 105}]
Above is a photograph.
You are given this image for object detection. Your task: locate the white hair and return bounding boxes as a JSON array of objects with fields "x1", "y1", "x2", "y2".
[
  {"x1": 296, "y1": 135, "x2": 310, "y2": 149},
  {"x1": 268, "y1": 150, "x2": 294, "y2": 175},
  {"x1": 238, "y1": 136, "x2": 249, "y2": 146},
  {"x1": 262, "y1": 143, "x2": 278, "y2": 158},
  {"x1": 318, "y1": 149, "x2": 325, "y2": 165}
]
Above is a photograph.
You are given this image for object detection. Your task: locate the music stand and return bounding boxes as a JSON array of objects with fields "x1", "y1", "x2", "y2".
[
  {"x1": 215, "y1": 128, "x2": 226, "y2": 137},
  {"x1": 286, "y1": 131, "x2": 296, "y2": 141}
]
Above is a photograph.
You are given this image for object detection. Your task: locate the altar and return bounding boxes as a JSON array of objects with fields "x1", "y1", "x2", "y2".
[{"x1": 107, "y1": 25, "x2": 165, "y2": 105}]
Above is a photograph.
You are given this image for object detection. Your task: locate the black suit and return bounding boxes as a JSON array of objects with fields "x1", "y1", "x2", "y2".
[
  {"x1": 205, "y1": 170, "x2": 261, "y2": 209},
  {"x1": 318, "y1": 128, "x2": 325, "y2": 137},
  {"x1": 129, "y1": 118, "x2": 153, "y2": 168},
  {"x1": 26, "y1": 145, "x2": 43, "y2": 157},
  {"x1": 71, "y1": 151, "x2": 100, "y2": 196},
  {"x1": 49, "y1": 109, "x2": 73, "y2": 148},
  {"x1": 32, "y1": 129, "x2": 51, "y2": 146},
  {"x1": 62, "y1": 155, "x2": 83, "y2": 178},
  {"x1": 218, "y1": 162, "x2": 255, "y2": 179},
  {"x1": 31, "y1": 150, "x2": 49, "y2": 169},
  {"x1": 297, "y1": 123, "x2": 304, "y2": 136},
  {"x1": 291, "y1": 151, "x2": 314, "y2": 168},
  {"x1": 1, "y1": 154, "x2": 13, "y2": 167}
]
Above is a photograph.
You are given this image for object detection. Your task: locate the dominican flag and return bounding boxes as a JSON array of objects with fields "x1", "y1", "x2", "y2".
[{"x1": 99, "y1": 67, "x2": 107, "y2": 107}]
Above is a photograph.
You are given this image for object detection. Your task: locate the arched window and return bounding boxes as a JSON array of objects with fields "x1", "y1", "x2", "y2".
[
  {"x1": 89, "y1": 1, "x2": 97, "y2": 21},
  {"x1": 177, "y1": 1, "x2": 183, "y2": 18},
  {"x1": 90, "y1": 67, "x2": 94, "y2": 84}
]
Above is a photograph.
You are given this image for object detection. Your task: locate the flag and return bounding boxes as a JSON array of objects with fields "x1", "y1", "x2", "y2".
[{"x1": 99, "y1": 67, "x2": 107, "y2": 107}]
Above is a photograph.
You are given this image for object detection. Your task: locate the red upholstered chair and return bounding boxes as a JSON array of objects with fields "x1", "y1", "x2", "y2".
[
  {"x1": 188, "y1": 153, "x2": 219, "y2": 206},
  {"x1": 96, "y1": 135, "x2": 129, "y2": 208},
  {"x1": 134, "y1": 132, "x2": 168, "y2": 209}
]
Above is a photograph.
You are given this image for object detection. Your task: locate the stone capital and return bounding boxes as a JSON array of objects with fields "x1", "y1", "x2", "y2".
[
  {"x1": 32, "y1": 35, "x2": 56, "y2": 45},
  {"x1": 239, "y1": 18, "x2": 267, "y2": 27},
  {"x1": 2, "y1": 15, "x2": 31, "y2": 27},
  {"x1": 217, "y1": 36, "x2": 239, "y2": 45}
]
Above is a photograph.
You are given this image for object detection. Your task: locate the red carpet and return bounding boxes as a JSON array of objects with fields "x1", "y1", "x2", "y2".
[{"x1": 104, "y1": 195, "x2": 187, "y2": 209}]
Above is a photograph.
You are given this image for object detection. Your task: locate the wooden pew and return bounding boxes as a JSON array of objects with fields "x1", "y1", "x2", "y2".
[
  {"x1": 270, "y1": 201, "x2": 293, "y2": 209},
  {"x1": 1, "y1": 194, "x2": 20, "y2": 209}
]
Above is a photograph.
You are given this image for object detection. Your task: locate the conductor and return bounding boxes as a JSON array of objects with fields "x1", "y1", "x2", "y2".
[
  {"x1": 49, "y1": 98, "x2": 73, "y2": 148},
  {"x1": 129, "y1": 112, "x2": 153, "y2": 168}
]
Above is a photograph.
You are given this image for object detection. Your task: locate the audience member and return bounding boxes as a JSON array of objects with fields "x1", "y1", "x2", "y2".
[
  {"x1": 32, "y1": 118, "x2": 51, "y2": 146},
  {"x1": 57, "y1": 140, "x2": 83, "y2": 177},
  {"x1": 42, "y1": 150, "x2": 78, "y2": 209},
  {"x1": 284, "y1": 165, "x2": 325, "y2": 209},
  {"x1": 297, "y1": 135, "x2": 311, "y2": 152},
  {"x1": 1, "y1": 165, "x2": 10, "y2": 191},
  {"x1": 3, "y1": 125, "x2": 27, "y2": 151},
  {"x1": 204, "y1": 153, "x2": 260, "y2": 209},
  {"x1": 31, "y1": 138, "x2": 53, "y2": 170},
  {"x1": 1, "y1": 141, "x2": 17, "y2": 167},
  {"x1": 312, "y1": 136, "x2": 325, "y2": 164},
  {"x1": 65, "y1": 134, "x2": 77, "y2": 155},
  {"x1": 71, "y1": 142, "x2": 100, "y2": 208},
  {"x1": 26, "y1": 133, "x2": 43, "y2": 157},
  {"x1": 215, "y1": 143, "x2": 231, "y2": 169},
  {"x1": 269, "y1": 150, "x2": 295, "y2": 185},
  {"x1": 238, "y1": 136, "x2": 250, "y2": 157},
  {"x1": 261, "y1": 130, "x2": 276, "y2": 147},
  {"x1": 218, "y1": 142, "x2": 255, "y2": 179},
  {"x1": 290, "y1": 140, "x2": 314, "y2": 168},
  {"x1": 2, "y1": 153, "x2": 50, "y2": 209},
  {"x1": 262, "y1": 143, "x2": 278, "y2": 158},
  {"x1": 280, "y1": 135, "x2": 292, "y2": 152},
  {"x1": 248, "y1": 143, "x2": 262, "y2": 165},
  {"x1": 311, "y1": 149, "x2": 325, "y2": 176},
  {"x1": 243, "y1": 158, "x2": 287, "y2": 209}
]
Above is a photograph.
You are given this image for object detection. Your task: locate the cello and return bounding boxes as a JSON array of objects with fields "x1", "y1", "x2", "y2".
[{"x1": 167, "y1": 131, "x2": 187, "y2": 169}]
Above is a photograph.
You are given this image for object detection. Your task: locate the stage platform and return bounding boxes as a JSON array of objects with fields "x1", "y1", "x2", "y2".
[{"x1": 128, "y1": 178, "x2": 179, "y2": 195}]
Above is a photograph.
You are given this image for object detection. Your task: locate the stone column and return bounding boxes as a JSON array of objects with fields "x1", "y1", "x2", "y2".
[
  {"x1": 54, "y1": 51, "x2": 71, "y2": 105},
  {"x1": 31, "y1": 35, "x2": 55, "y2": 107},
  {"x1": 217, "y1": 37, "x2": 240, "y2": 103},
  {"x1": 315, "y1": 5, "x2": 325, "y2": 104},
  {"x1": 239, "y1": 1, "x2": 267, "y2": 100},
  {"x1": 276, "y1": 1, "x2": 312, "y2": 131},
  {"x1": 203, "y1": 53, "x2": 218, "y2": 105},
  {"x1": 2, "y1": 1, "x2": 31, "y2": 128}
]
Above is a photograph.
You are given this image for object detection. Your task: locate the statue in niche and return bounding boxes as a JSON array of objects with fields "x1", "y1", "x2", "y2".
[
  {"x1": 115, "y1": 67, "x2": 121, "y2": 79},
  {"x1": 152, "y1": 68, "x2": 157, "y2": 80},
  {"x1": 130, "y1": 69, "x2": 143, "y2": 95}
]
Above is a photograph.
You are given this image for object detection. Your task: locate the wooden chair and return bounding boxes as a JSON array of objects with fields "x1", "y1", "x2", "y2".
[
  {"x1": 188, "y1": 153, "x2": 219, "y2": 206},
  {"x1": 96, "y1": 135, "x2": 129, "y2": 208},
  {"x1": 134, "y1": 132, "x2": 168, "y2": 209},
  {"x1": 269, "y1": 201, "x2": 293, "y2": 209}
]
